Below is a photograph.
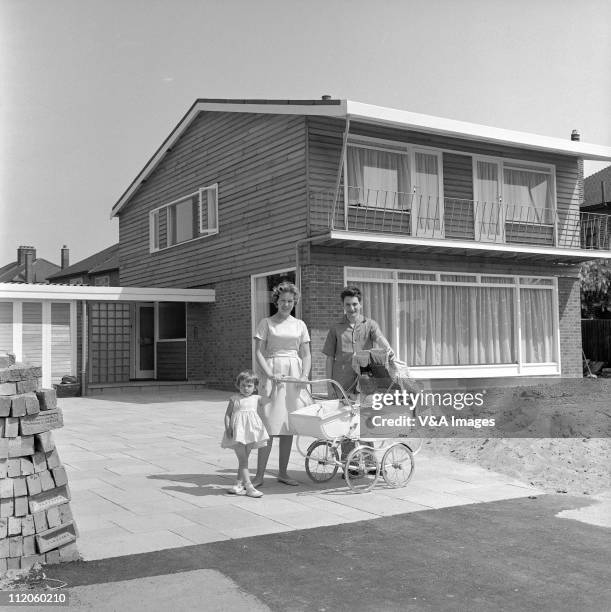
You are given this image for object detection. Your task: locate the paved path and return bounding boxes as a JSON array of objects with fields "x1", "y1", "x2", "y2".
[{"x1": 54, "y1": 390, "x2": 543, "y2": 561}]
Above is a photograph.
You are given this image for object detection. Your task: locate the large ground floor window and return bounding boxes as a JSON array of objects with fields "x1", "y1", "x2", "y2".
[{"x1": 345, "y1": 267, "x2": 560, "y2": 377}]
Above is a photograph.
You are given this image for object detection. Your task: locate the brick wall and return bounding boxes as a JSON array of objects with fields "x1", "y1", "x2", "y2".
[
  {"x1": 558, "y1": 276, "x2": 582, "y2": 378},
  {"x1": 186, "y1": 303, "x2": 206, "y2": 380},
  {"x1": 196, "y1": 277, "x2": 252, "y2": 390}
]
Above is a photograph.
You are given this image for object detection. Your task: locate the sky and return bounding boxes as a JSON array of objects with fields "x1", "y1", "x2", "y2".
[{"x1": 1, "y1": 0, "x2": 610, "y2": 266}]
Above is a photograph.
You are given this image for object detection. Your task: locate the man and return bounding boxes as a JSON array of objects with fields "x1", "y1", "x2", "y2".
[
  {"x1": 322, "y1": 286, "x2": 393, "y2": 399},
  {"x1": 322, "y1": 286, "x2": 394, "y2": 464}
]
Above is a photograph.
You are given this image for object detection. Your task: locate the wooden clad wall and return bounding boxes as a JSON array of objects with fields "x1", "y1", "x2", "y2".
[{"x1": 119, "y1": 112, "x2": 308, "y2": 287}]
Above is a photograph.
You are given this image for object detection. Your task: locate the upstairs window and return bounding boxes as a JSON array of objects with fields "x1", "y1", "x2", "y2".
[
  {"x1": 149, "y1": 184, "x2": 218, "y2": 252},
  {"x1": 346, "y1": 144, "x2": 410, "y2": 210}
]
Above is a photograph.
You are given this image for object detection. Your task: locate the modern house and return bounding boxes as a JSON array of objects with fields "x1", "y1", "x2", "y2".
[
  {"x1": 0, "y1": 246, "x2": 60, "y2": 284},
  {"x1": 105, "y1": 98, "x2": 611, "y2": 389},
  {"x1": 583, "y1": 164, "x2": 611, "y2": 213}
]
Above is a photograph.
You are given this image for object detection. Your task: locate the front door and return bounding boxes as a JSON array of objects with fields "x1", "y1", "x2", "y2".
[{"x1": 135, "y1": 304, "x2": 155, "y2": 378}]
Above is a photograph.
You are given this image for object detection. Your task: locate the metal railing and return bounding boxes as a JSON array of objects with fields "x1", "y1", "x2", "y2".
[{"x1": 310, "y1": 188, "x2": 611, "y2": 251}]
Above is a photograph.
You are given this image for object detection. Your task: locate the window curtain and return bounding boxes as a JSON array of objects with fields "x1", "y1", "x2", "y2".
[
  {"x1": 347, "y1": 146, "x2": 410, "y2": 209},
  {"x1": 347, "y1": 278, "x2": 394, "y2": 343},
  {"x1": 413, "y1": 152, "x2": 441, "y2": 234},
  {"x1": 475, "y1": 160, "x2": 502, "y2": 241},
  {"x1": 398, "y1": 283, "x2": 514, "y2": 366},
  {"x1": 520, "y1": 288, "x2": 555, "y2": 362},
  {"x1": 503, "y1": 169, "x2": 552, "y2": 224}
]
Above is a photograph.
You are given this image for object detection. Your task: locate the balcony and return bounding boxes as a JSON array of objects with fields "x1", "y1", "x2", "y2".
[{"x1": 310, "y1": 188, "x2": 611, "y2": 253}]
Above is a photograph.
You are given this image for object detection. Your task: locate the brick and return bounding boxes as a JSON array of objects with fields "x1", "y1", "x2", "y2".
[
  {"x1": 28, "y1": 485, "x2": 70, "y2": 514},
  {"x1": 0, "y1": 365, "x2": 42, "y2": 382},
  {"x1": 20, "y1": 408, "x2": 63, "y2": 436},
  {"x1": 0, "y1": 395, "x2": 11, "y2": 416},
  {"x1": 33, "y1": 510, "x2": 48, "y2": 533},
  {"x1": 3, "y1": 416, "x2": 19, "y2": 437},
  {"x1": 0, "y1": 476, "x2": 13, "y2": 498},
  {"x1": 7, "y1": 557, "x2": 20, "y2": 569},
  {"x1": 16, "y1": 378, "x2": 40, "y2": 393},
  {"x1": 51, "y1": 466, "x2": 67, "y2": 487},
  {"x1": 46, "y1": 448, "x2": 61, "y2": 470},
  {"x1": 7, "y1": 458, "x2": 21, "y2": 477},
  {"x1": 20, "y1": 554, "x2": 42, "y2": 570},
  {"x1": 0, "y1": 538, "x2": 10, "y2": 558},
  {"x1": 24, "y1": 392, "x2": 40, "y2": 415},
  {"x1": 39, "y1": 470, "x2": 56, "y2": 491},
  {"x1": 21, "y1": 515, "x2": 35, "y2": 536},
  {"x1": 22, "y1": 534, "x2": 36, "y2": 556},
  {"x1": 0, "y1": 382, "x2": 17, "y2": 395},
  {"x1": 0, "y1": 437, "x2": 7, "y2": 458},
  {"x1": 35, "y1": 522, "x2": 77, "y2": 554},
  {"x1": 46, "y1": 506, "x2": 61, "y2": 528},
  {"x1": 0, "y1": 497, "x2": 15, "y2": 518},
  {"x1": 26, "y1": 473, "x2": 42, "y2": 496},
  {"x1": 32, "y1": 451, "x2": 47, "y2": 472},
  {"x1": 58, "y1": 541, "x2": 80, "y2": 562},
  {"x1": 0, "y1": 558, "x2": 6, "y2": 572},
  {"x1": 36, "y1": 389, "x2": 57, "y2": 411},
  {"x1": 44, "y1": 549, "x2": 60, "y2": 564},
  {"x1": 34, "y1": 432, "x2": 55, "y2": 453},
  {"x1": 58, "y1": 503, "x2": 73, "y2": 525},
  {"x1": 9, "y1": 535, "x2": 23, "y2": 557},
  {"x1": 8, "y1": 516, "x2": 21, "y2": 536},
  {"x1": 0, "y1": 355, "x2": 10, "y2": 368},
  {"x1": 0, "y1": 458, "x2": 6, "y2": 478},
  {"x1": 20, "y1": 457, "x2": 34, "y2": 475},
  {"x1": 0, "y1": 517, "x2": 7, "y2": 538},
  {"x1": 13, "y1": 476, "x2": 28, "y2": 497},
  {"x1": 9, "y1": 395, "x2": 26, "y2": 417},
  {"x1": 8, "y1": 435, "x2": 35, "y2": 458},
  {"x1": 14, "y1": 496, "x2": 28, "y2": 516}
]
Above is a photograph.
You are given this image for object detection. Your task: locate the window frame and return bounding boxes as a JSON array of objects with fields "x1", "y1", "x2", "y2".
[
  {"x1": 344, "y1": 266, "x2": 561, "y2": 378},
  {"x1": 149, "y1": 184, "x2": 219, "y2": 253}
]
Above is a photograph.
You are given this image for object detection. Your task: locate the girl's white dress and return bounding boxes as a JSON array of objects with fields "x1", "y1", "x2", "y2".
[{"x1": 221, "y1": 394, "x2": 269, "y2": 449}]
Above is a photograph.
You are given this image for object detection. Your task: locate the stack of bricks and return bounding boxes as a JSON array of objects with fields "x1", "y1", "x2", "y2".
[{"x1": 0, "y1": 352, "x2": 79, "y2": 573}]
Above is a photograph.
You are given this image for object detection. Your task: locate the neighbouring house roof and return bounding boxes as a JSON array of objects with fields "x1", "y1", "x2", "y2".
[
  {"x1": 0, "y1": 258, "x2": 60, "y2": 283},
  {"x1": 0, "y1": 282, "x2": 215, "y2": 303},
  {"x1": 583, "y1": 164, "x2": 611, "y2": 209},
  {"x1": 47, "y1": 243, "x2": 119, "y2": 282},
  {"x1": 111, "y1": 98, "x2": 611, "y2": 218}
]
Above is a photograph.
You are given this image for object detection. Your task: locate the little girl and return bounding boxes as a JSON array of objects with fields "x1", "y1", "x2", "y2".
[{"x1": 221, "y1": 370, "x2": 269, "y2": 497}]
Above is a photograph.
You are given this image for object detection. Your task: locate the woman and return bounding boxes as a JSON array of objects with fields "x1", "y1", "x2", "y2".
[{"x1": 252, "y1": 281, "x2": 311, "y2": 487}]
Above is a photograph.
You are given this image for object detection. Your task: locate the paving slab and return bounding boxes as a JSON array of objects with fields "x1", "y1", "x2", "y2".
[{"x1": 53, "y1": 390, "x2": 545, "y2": 561}]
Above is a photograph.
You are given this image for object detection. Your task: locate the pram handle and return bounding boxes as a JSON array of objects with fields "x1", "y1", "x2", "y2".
[{"x1": 274, "y1": 377, "x2": 352, "y2": 403}]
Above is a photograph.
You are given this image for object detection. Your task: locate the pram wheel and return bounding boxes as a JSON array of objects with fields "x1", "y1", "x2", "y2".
[
  {"x1": 305, "y1": 441, "x2": 340, "y2": 482},
  {"x1": 344, "y1": 446, "x2": 379, "y2": 493},
  {"x1": 381, "y1": 443, "x2": 415, "y2": 488}
]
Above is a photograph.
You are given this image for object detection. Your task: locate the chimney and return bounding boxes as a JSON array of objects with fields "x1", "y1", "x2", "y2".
[
  {"x1": 61, "y1": 245, "x2": 70, "y2": 269},
  {"x1": 321, "y1": 94, "x2": 333, "y2": 101},
  {"x1": 571, "y1": 129, "x2": 584, "y2": 205},
  {"x1": 24, "y1": 250, "x2": 34, "y2": 283},
  {"x1": 17, "y1": 245, "x2": 36, "y2": 266}
]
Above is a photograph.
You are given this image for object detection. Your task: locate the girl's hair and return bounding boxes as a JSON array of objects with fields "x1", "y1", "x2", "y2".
[
  {"x1": 271, "y1": 280, "x2": 300, "y2": 305},
  {"x1": 235, "y1": 369, "x2": 258, "y2": 388}
]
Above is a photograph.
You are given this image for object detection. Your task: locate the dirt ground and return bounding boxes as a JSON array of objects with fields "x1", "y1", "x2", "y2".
[{"x1": 424, "y1": 378, "x2": 611, "y2": 496}]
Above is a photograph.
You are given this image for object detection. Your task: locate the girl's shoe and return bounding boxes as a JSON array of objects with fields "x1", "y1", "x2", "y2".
[
  {"x1": 244, "y1": 484, "x2": 263, "y2": 498},
  {"x1": 227, "y1": 482, "x2": 246, "y2": 495}
]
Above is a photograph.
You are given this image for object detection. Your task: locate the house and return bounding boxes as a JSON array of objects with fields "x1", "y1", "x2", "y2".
[
  {"x1": 583, "y1": 164, "x2": 611, "y2": 212},
  {"x1": 0, "y1": 246, "x2": 60, "y2": 284},
  {"x1": 47, "y1": 244, "x2": 121, "y2": 287},
  {"x1": 104, "y1": 98, "x2": 611, "y2": 390}
]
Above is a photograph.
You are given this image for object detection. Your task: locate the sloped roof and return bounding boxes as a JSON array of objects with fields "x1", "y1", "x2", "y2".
[
  {"x1": 47, "y1": 243, "x2": 119, "y2": 281},
  {"x1": 0, "y1": 259, "x2": 60, "y2": 283},
  {"x1": 111, "y1": 98, "x2": 611, "y2": 218},
  {"x1": 584, "y1": 164, "x2": 611, "y2": 206}
]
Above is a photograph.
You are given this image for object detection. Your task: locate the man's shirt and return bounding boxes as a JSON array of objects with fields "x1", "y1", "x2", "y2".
[{"x1": 322, "y1": 315, "x2": 390, "y2": 395}]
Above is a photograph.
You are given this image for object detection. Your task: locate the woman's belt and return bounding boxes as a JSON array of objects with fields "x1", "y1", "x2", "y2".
[{"x1": 269, "y1": 350, "x2": 299, "y2": 357}]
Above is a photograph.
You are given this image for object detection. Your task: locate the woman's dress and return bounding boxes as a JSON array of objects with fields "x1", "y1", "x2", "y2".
[
  {"x1": 254, "y1": 316, "x2": 311, "y2": 435},
  {"x1": 221, "y1": 394, "x2": 269, "y2": 449}
]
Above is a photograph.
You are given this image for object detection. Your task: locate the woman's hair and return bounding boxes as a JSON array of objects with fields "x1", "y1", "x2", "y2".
[
  {"x1": 271, "y1": 280, "x2": 300, "y2": 305},
  {"x1": 340, "y1": 286, "x2": 362, "y2": 302},
  {"x1": 235, "y1": 370, "x2": 258, "y2": 388}
]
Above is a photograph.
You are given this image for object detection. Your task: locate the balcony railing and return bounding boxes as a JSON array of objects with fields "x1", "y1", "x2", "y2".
[{"x1": 310, "y1": 188, "x2": 611, "y2": 251}]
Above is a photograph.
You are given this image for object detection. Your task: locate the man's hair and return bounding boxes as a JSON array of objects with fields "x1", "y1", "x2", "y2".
[{"x1": 340, "y1": 286, "x2": 362, "y2": 302}]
